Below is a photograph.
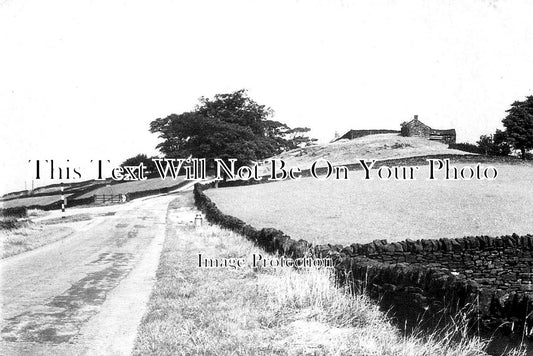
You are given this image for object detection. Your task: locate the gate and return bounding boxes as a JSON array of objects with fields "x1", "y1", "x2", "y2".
[{"x1": 93, "y1": 194, "x2": 127, "y2": 204}]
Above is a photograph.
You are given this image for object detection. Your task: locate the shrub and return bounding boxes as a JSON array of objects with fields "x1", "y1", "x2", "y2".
[
  {"x1": 477, "y1": 131, "x2": 511, "y2": 156},
  {"x1": 448, "y1": 142, "x2": 480, "y2": 154},
  {"x1": 0, "y1": 206, "x2": 28, "y2": 218},
  {"x1": 0, "y1": 217, "x2": 26, "y2": 230}
]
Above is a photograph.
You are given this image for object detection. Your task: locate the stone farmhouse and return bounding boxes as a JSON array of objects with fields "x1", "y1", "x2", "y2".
[
  {"x1": 400, "y1": 115, "x2": 456, "y2": 144},
  {"x1": 335, "y1": 115, "x2": 456, "y2": 144}
]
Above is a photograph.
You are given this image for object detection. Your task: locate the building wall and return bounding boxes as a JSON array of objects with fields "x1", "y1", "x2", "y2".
[
  {"x1": 429, "y1": 134, "x2": 456, "y2": 144},
  {"x1": 401, "y1": 118, "x2": 456, "y2": 144},
  {"x1": 402, "y1": 120, "x2": 432, "y2": 138}
]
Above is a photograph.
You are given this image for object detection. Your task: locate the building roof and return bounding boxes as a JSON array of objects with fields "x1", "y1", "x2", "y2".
[
  {"x1": 334, "y1": 129, "x2": 400, "y2": 142},
  {"x1": 402, "y1": 117, "x2": 430, "y2": 127},
  {"x1": 402, "y1": 117, "x2": 456, "y2": 135}
]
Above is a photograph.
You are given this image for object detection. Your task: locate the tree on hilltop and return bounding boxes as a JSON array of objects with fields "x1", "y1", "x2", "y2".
[
  {"x1": 149, "y1": 90, "x2": 316, "y2": 168},
  {"x1": 502, "y1": 96, "x2": 533, "y2": 159}
]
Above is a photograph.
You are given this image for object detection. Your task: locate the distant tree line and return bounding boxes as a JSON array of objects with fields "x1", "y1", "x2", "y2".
[{"x1": 450, "y1": 95, "x2": 533, "y2": 160}]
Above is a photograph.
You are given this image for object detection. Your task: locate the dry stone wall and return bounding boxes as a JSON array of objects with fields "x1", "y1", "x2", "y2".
[
  {"x1": 194, "y1": 183, "x2": 533, "y2": 335},
  {"x1": 344, "y1": 236, "x2": 533, "y2": 294}
]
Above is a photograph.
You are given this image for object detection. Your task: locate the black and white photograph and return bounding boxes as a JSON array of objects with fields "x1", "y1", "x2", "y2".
[{"x1": 1, "y1": 1, "x2": 533, "y2": 355}]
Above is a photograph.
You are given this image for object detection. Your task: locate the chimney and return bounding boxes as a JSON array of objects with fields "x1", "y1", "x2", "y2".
[{"x1": 414, "y1": 114, "x2": 418, "y2": 120}]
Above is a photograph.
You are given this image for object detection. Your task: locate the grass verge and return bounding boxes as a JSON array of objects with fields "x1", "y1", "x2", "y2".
[
  {"x1": 39, "y1": 213, "x2": 93, "y2": 225},
  {"x1": 133, "y1": 198, "x2": 524, "y2": 355},
  {"x1": 0, "y1": 218, "x2": 74, "y2": 258}
]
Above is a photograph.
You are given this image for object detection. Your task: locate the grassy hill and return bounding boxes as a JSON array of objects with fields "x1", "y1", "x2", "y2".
[
  {"x1": 268, "y1": 133, "x2": 474, "y2": 169},
  {"x1": 207, "y1": 134, "x2": 532, "y2": 245}
]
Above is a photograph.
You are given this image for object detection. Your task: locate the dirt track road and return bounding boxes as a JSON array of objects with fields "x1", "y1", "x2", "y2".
[{"x1": 0, "y1": 191, "x2": 187, "y2": 355}]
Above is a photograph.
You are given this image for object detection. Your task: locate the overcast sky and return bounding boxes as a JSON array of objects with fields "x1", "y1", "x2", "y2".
[{"x1": 1, "y1": 0, "x2": 533, "y2": 194}]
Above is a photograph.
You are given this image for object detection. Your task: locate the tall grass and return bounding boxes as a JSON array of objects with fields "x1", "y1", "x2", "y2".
[
  {"x1": 134, "y1": 214, "x2": 525, "y2": 355},
  {"x1": 260, "y1": 265, "x2": 501, "y2": 356}
]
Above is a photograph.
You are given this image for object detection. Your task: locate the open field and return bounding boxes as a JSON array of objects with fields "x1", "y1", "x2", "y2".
[
  {"x1": 75, "y1": 177, "x2": 186, "y2": 199},
  {"x1": 1, "y1": 194, "x2": 72, "y2": 209},
  {"x1": 1, "y1": 180, "x2": 103, "y2": 201},
  {"x1": 133, "y1": 195, "x2": 502, "y2": 356},
  {"x1": 1, "y1": 177, "x2": 187, "y2": 209},
  {"x1": 207, "y1": 163, "x2": 533, "y2": 245}
]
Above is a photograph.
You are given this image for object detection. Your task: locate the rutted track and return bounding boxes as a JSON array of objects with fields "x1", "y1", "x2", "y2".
[{"x1": 0, "y1": 191, "x2": 182, "y2": 355}]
